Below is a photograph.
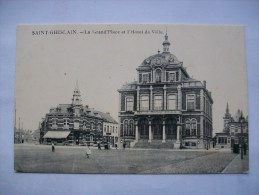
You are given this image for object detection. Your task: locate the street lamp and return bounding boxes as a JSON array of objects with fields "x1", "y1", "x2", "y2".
[{"x1": 239, "y1": 114, "x2": 245, "y2": 160}]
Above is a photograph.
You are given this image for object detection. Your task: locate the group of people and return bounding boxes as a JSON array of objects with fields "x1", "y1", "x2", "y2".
[{"x1": 51, "y1": 142, "x2": 124, "y2": 159}]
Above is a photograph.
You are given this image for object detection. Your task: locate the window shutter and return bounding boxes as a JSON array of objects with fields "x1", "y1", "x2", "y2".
[{"x1": 149, "y1": 73, "x2": 151, "y2": 82}]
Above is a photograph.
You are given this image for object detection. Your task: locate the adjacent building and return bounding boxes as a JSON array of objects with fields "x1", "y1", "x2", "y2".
[
  {"x1": 118, "y1": 34, "x2": 213, "y2": 149},
  {"x1": 215, "y1": 103, "x2": 248, "y2": 149},
  {"x1": 40, "y1": 81, "x2": 118, "y2": 145}
]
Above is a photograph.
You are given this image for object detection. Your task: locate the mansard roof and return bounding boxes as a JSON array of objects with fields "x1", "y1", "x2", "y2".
[
  {"x1": 96, "y1": 111, "x2": 118, "y2": 124},
  {"x1": 139, "y1": 52, "x2": 181, "y2": 67}
]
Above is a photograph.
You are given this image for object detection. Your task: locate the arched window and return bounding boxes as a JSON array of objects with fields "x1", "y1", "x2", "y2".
[
  {"x1": 129, "y1": 120, "x2": 134, "y2": 135},
  {"x1": 191, "y1": 119, "x2": 197, "y2": 136},
  {"x1": 123, "y1": 120, "x2": 128, "y2": 135},
  {"x1": 185, "y1": 119, "x2": 191, "y2": 136},
  {"x1": 155, "y1": 69, "x2": 162, "y2": 82}
]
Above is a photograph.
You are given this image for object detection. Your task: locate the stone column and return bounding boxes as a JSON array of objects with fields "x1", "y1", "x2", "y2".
[
  {"x1": 135, "y1": 120, "x2": 139, "y2": 142},
  {"x1": 152, "y1": 68, "x2": 155, "y2": 83},
  {"x1": 200, "y1": 89, "x2": 204, "y2": 111},
  {"x1": 174, "y1": 123, "x2": 181, "y2": 149},
  {"x1": 150, "y1": 86, "x2": 153, "y2": 110},
  {"x1": 200, "y1": 116, "x2": 204, "y2": 139},
  {"x1": 137, "y1": 86, "x2": 140, "y2": 111},
  {"x1": 162, "y1": 120, "x2": 166, "y2": 143},
  {"x1": 163, "y1": 85, "x2": 167, "y2": 110},
  {"x1": 177, "y1": 84, "x2": 182, "y2": 110},
  {"x1": 148, "y1": 120, "x2": 152, "y2": 143}
]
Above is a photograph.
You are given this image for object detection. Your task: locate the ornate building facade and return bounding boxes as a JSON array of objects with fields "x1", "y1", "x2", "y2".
[
  {"x1": 118, "y1": 34, "x2": 213, "y2": 149},
  {"x1": 215, "y1": 103, "x2": 248, "y2": 149},
  {"x1": 40, "y1": 82, "x2": 118, "y2": 145}
]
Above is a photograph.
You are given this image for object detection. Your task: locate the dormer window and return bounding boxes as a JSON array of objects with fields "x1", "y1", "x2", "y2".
[
  {"x1": 155, "y1": 69, "x2": 162, "y2": 82},
  {"x1": 166, "y1": 71, "x2": 177, "y2": 82},
  {"x1": 139, "y1": 72, "x2": 151, "y2": 83},
  {"x1": 142, "y1": 73, "x2": 149, "y2": 83}
]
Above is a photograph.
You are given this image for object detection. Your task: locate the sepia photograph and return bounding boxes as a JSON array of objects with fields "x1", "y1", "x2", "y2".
[{"x1": 14, "y1": 24, "x2": 248, "y2": 174}]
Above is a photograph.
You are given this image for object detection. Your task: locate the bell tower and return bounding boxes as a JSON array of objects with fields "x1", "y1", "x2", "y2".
[
  {"x1": 72, "y1": 80, "x2": 82, "y2": 106},
  {"x1": 162, "y1": 33, "x2": 170, "y2": 53}
]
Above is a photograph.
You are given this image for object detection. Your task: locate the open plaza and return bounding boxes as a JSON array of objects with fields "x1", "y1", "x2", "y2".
[{"x1": 14, "y1": 144, "x2": 248, "y2": 174}]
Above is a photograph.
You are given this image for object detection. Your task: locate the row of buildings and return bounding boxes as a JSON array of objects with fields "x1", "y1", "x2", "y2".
[
  {"x1": 38, "y1": 34, "x2": 248, "y2": 150},
  {"x1": 40, "y1": 81, "x2": 119, "y2": 146},
  {"x1": 215, "y1": 103, "x2": 248, "y2": 149}
]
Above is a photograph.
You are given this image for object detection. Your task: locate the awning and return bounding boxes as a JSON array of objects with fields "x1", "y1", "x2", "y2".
[{"x1": 43, "y1": 131, "x2": 70, "y2": 139}]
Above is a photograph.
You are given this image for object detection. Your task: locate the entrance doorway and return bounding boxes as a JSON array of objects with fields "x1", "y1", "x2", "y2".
[{"x1": 152, "y1": 117, "x2": 163, "y2": 140}]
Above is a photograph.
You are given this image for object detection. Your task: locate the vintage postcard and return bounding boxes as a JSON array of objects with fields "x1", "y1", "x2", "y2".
[{"x1": 14, "y1": 24, "x2": 248, "y2": 174}]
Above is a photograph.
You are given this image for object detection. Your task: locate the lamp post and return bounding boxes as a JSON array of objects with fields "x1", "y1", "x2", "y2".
[{"x1": 239, "y1": 115, "x2": 245, "y2": 160}]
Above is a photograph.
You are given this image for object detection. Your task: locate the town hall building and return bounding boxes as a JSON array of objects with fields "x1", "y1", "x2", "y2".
[{"x1": 118, "y1": 34, "x2": 213, "y2": 149}]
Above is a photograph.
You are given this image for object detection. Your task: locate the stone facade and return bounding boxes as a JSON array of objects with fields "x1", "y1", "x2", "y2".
[
  {"x1": 40, "y1": 81, "x2": 117, "y2": 145},
  {"x1": 118, "y1": 34, "x2": 213, "y2": 149},
  {"x1": 215, "y1": 104, "x2": 248, "y2": 149}
]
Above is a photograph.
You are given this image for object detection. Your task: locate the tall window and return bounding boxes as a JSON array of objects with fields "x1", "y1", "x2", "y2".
[
  {"x1": 140, "y1": 95, "x2": 149, "y2": 111},
  {"x1": 154, "y1": 95, "x2": 163, "y2": 110},
  {"x1": 91, "y1": 122, "x2": 94, "y2": 130},
  {"x1": 123, "y1": 120, "x2": 128, "y2": 135},
  {"x1": 185, "y1": 119, "x2": 197, "y2": 136},
  {"x1": 167, "y1": 94, "x2": 177, "y2": 110},
  {"x1": 52, "y1": 118, "x2": 57, "y2": 129},
  {"x1": 155, "y1": 69, "x2": 162, "y2": 82},
  {"x1": 143, "y1": 73, "x2": 149, "y2": 83},
  {"x1": 190, "y1": 119, "x2": 197, "y2": 136},
  {"x1": 187, "y1": 94, "x2": 195, "y2": 110},
  {"x1": 126, "y1": 97, "x2": 133, "y2": 111},
  {"x1": 185, "y1": 120, "x2": 190, "y2": 136}
]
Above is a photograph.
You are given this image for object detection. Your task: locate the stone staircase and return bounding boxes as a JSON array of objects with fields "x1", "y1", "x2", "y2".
[{"x1": 134, "y1": 139, "x2": 175, "y2": 149}]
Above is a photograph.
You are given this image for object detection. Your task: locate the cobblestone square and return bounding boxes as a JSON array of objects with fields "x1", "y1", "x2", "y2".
[{"x1": 14, "y1": 144, "x2": 247, "y2": 174}]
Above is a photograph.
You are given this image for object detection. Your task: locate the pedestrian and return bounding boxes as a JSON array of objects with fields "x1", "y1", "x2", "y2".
[
  {"x1": 115, "y1": 143, "x2": 118, "y2": 149},
  {"x1": 52, "y1": 142, "x2": 55, "y2": 152},
  {"x1": 243, "y1": 142, "x2": 247, "y2": 155},
  {"x1": 86, "y1": 145, "x2": 91, "y2": 158},
  {"x1": 123, "y1": 142, "x2": 126, "y2": 150},
  {"x1": 98, "y1": 142, "x2": 101, "y2": 150}
]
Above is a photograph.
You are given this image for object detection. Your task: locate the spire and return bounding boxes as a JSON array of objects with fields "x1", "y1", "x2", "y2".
[
  {"x1": 162, "y1": 31, "x2": 170, "y2": 53},
  {"x1": 72, "y1": 80, "x2": 82, "y2": 106},
  {"x1": 226, "y1": 102, "x2": 229, "y2": 114},
  {"x1": 224, "y1": 102, "x2": 231, "y2": 118}
]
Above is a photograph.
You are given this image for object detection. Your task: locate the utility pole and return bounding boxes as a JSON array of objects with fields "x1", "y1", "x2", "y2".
[{"x1": 19, "y1": 117, "x2": 21, "y2": 143}]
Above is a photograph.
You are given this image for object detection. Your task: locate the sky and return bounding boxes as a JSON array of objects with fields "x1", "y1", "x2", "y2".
[{"x1": 15, "y1": 24, "x2": 247, "y2": 133}]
